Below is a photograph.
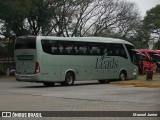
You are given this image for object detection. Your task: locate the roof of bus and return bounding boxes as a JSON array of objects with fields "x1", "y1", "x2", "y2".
[
  {"x1": 139, "y1": 49, "x2": 158, "y2": 53},
  {"x1": 33, "y1": 36, "x2": 133, "y2": 45},
  {"x1": 156, "y1": 50, "x2": 160, "y2": 53}
]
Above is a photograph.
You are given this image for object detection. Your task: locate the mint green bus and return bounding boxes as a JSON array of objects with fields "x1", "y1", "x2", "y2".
[{"x1": 14, "y1": 36, "x2": 138, "y2": 86}]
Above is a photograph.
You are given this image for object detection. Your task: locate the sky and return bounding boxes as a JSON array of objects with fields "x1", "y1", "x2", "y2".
[{"x1": 127, "y1": 0, "x2": 160, "y2": 17}]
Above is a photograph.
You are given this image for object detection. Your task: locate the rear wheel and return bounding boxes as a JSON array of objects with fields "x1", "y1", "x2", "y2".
[
  {"x1": 43, "y1": 82, "x2": 55, "y2": 87},
  {"x1": 61, "y1": 72, "x2": 75, "y2": 86},
  {"x1": 119, "y1": 71, "x2": 126, "y2": 81}
]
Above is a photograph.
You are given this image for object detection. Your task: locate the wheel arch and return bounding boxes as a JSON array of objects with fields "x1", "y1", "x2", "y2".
[{"x1": 119, "y1": 69, "x2": 127, "y2": 79}]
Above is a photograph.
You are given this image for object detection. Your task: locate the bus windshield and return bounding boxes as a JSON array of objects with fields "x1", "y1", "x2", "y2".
[{"x1": 147, "y1": 52, "x2": 160, "y2": 63}]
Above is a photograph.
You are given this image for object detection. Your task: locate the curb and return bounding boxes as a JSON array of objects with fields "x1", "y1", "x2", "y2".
[
  {"x1": 134, "y1": 83, "x2": 160, "y2": 87},
  {"x1": 110, "y1": 81, "x2": 160, "y2": 88}
]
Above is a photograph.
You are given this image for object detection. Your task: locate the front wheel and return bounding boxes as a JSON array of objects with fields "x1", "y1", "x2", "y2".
[
  {"x1": 119, "y1": 71, "x2": 126, "y2": 81},
  {"x1": 61, "y1": 73, "x2": 75, "y2": 86}
]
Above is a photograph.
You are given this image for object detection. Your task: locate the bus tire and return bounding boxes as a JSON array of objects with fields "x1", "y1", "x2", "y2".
[
  {"x1": 119, "y1": 71, "x2": 126, "y2": 81},
  {"x1": 43, "y1": 82, "x2": 55, "y2": 87},
  {"x1": 62, "y1": 72, "x2": 75, "y2": 86}
]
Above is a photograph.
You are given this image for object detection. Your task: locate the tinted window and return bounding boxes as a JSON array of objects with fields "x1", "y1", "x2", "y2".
[
  {"x1": 41, "y1": 40, "x2": 103, "y2": 56},
  {"x1": 125, "y1": 44, "x2": 137, "y2": 65},
  {"x1": 41, "y1": 39, "x2": 127, "y2": 58},
  {"x1": 15, "y1": 37, "x2": 36, "y2": 49},
  {"x1": 110, "y1": 44, "x2": 127, "y2": 59},
  {"x1": 17, "y1": 55, "x2": 34, "y2": 60},
  {"x1": 41, "y1": 40, "x2": 51, "y2": 54},
  {"x1": 102, "y1": 44, "x2": 127, "y2": 59},
  {"x1": 88, "y1": 43, "x2": 102, "y2": 55},
  {"x1": 59, "y1": 41, "x2": 74, "y2": 55}
]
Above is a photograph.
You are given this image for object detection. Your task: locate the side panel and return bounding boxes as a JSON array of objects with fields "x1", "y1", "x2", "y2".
[
  {"x1": 39, "y1": 39, "x2": 138, "y2": 82},
  {"x1": 95, "y1": 57, "x2": 114, "y2": 79},
  {"x1": 40, "y1": 53, "x2": 137, "y2": 82},
  {"x1": 40, "y1": 54, "x2": 95, "y2": 82}
]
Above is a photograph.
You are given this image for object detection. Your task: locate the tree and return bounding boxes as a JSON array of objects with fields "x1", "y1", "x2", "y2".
[
  {"x1": 0, "y1": 0, "x2": 32, "y2": 37},
  {"x1": 143, "y1": 5, "x2": 160, "y2": 41},
  {"x1": 0, "y1": 0, "x2": 142, "y2": 37},
  {"x1": 127, "y1": 21, "x2": 150, "y2": 49},
  {"x1": 27, "y1": 0, "x2": 53, "y2": 35},
  {"x1": 46, "y1": 0, "x2": 141, "y2": 37},
  {"x1": 0, "y1": 0, "x2": 32, "y2": 61},
  {"x1": 91, "y1": 0, "x2": 141, "y2": 38},
  {"x1": 47, "y1": 0, "x2": 96, "y2": 36},
  {"x1": 0, "y1": 0, "x2": 54, "y2": 61},
  {"x1": 0, "y1": 0, "x2": 54, "y2": 37}
]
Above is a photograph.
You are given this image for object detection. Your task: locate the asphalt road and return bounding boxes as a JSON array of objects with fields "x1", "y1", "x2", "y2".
[{"x1": 0, "y1": 77, "x2": 160, "y2": 120}]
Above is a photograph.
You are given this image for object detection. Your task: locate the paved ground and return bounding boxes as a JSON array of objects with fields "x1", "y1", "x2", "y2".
[{"x1": 0, "y1": 77, "x2": 160, "y2": 120}]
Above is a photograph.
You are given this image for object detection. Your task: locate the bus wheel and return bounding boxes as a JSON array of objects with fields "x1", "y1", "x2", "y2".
[
  {"x1": 43, "y1": 82, "x2": 55, "y2": 87},
  {"x1": 98, "y1": 80, "x2": 107, "y2": 84},
  {"x1": 62, "y1": 72, "x2": 75, "y2": 86},
  {"x1": 119, "y1": 71, "x2": 126, "y2": 81}
]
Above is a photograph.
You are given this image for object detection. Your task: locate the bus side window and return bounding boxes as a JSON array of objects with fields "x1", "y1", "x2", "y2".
[
  {"x1": 83, "y1": 47, "x2": 87, "y2": 55},
  {"x1": 74, "y1": 42, "x2": 87, "y2": 55},
  {"x1": 88, "y1": 47, "x2": 93, "y2": 55},
  {"x1": 41, "y1": 40, "x2": 53, "y2": 54},
  {"x1": 73, "y1": 46, "x2": 79, "y2": 54},
  {"x1": 59, "y1": 46, "x2": 63, "y2": 54},
  {"x1": 110, "y1": 44, "x2": 127, "y2": 59},
  {"x1": 58, "y1": 42, "x2": 63, "y2": 54},
  {"x1": 79, "y1": 46, "x2": 87, "y2": 55},
  {"x1": 92, "y1": 47, "x2": 100, "y2": 55},
  {"x1": 45, "y1": 45, "x2": 52, "y2": 54},
  {"x1": 65, "y1": 46, "x2": 72, "y2": 54},
  {"x1": 51, "y1": 47, "x2": 58, "y2": 54},
  {"x1": 51, "y1": 41, "x2": 59, "y2": 54},
  {"x1": 108, "y1": 51, "x2": 113, "y2": 56},
  {"x1": 103, "y1": 48, "x2": 108, "y2": 55}
]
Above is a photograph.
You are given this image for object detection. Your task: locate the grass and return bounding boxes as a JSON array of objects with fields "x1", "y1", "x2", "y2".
[
  {"x1": 134, "y1": 74, "x2": 160, "y2": 83},
  {"x1": 110, "y1": 74, "x2": 160, "y2": 87}
]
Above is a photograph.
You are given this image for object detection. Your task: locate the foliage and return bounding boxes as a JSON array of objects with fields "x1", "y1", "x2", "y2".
[
  {"x1": 143, "y1": 5, "x2": 160, "y2": 41},
  {"x1": 128, "y1": 21, "x2": 150, "y2": 49},
  {"x1": 0, "y1": 0, "x2": 142, "y2": 37},
  {"x1": 0, "y1": 0, "x2": 150, "y2": 57},
  {"x1": 0, "y1": 0, "x2": 31, "y2": 37},
  {"x1": 27, "y1": 0, "x2": 53, "y2": 35}
]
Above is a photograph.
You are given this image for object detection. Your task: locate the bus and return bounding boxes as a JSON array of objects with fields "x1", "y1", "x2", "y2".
[
  {"x1": 156, "y1": 50, "x2": 160, "y2": 54},
  {"x1": 14, "y1": 36, "x2": 138, "y2": 86},
  {"x1": 137, "y1": 50, "x2": 157, "y2": 74},
  {"x1": 139, "y1": 49, "x2": 160, "y2": 73}
]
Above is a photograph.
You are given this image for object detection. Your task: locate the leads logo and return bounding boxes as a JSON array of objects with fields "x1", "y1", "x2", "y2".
[{"x1": 95, "y1": 56, "x2": 118, "y2": 69}]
